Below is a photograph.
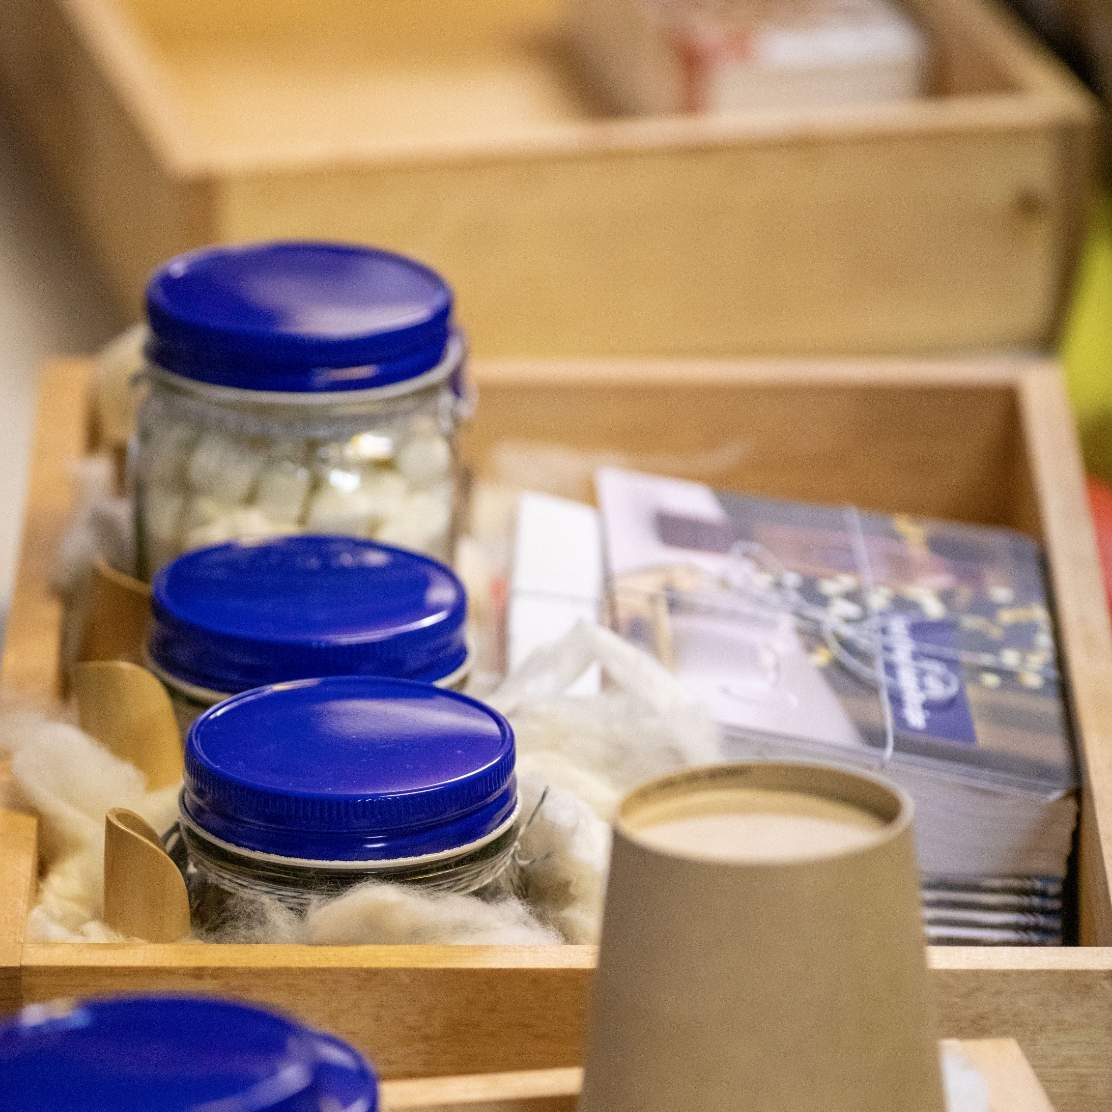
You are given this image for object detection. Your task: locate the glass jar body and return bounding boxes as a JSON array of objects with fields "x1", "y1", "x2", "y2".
[
  {"x1": 170, "y1": 818, "x2": 520, "y2": 930},
  {"x1": 132, "y1": 353, "x2": 464, "y2": 578}
]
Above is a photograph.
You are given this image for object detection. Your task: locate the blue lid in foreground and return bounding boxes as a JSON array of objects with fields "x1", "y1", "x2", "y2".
[
  {"x1": 0, "y1": 995, "x2": 377, "y2": 1112},
  {"x1": 145, "y1": 242, "x2": 454, "y2": 392},
  {"x1": 183, "y1": 676, "x2": 517, "y2": 861},
  {"x1": 149, "y1": 536, "x2": 469, "y2": 694}
]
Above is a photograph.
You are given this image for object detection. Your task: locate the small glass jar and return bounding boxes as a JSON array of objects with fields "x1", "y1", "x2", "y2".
[
  {"x1": 0, "y1": 994, "x2": 378, "y2": 1112},
  {"x1": 176, "y1": 676, "x2": 520, "y2": 925},
  {"x1": 133, "y1": 241, "x2": 467, "y2": 579},
  {"x1": 147, "y1": 534, "x2": 471, "y2": 730}
]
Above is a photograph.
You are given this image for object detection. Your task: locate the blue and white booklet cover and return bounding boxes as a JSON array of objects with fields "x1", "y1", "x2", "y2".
[{"x1": 597, "y1": 467, "x2": 1078, "y2": 941}]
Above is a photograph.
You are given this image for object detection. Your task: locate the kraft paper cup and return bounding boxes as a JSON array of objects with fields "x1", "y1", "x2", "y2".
[{"x1": 578, "y1": 762, "x2": 946, "y2": 1112}]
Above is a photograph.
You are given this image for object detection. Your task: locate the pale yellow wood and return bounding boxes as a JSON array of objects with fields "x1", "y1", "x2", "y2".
[
  {"x1": 1016, "y1": 371, "x2": 1112, "y2": 945},
  {"x1": 5, "y1": 357, "x2": 1112, "y2": 1112},
  {"x1": 11, "y1": 941, "x2": 1112, "y2": 1110},
  {"x1": 949, "y1": 1039, "x2": 1057, "y2": 1112},
  {"x1": 379, "y1": 1046, "x2": 1056, "y2": 1111},
  {"x1": 0, "y1": 360, "x2": 93, "y2": 698},
  {"x1": 0, "y1": 810, "x2": 37, "y2": 1016},
  {"x1": 102, "y1": 808, "x2": 190, "y2": 943},
  {"x1": 73, "y1": 661, "x2": 182, "y2": 789},
  {"x1": 217, "y1": 122, "x2": 1072, "y2": 357},
  {"x1": 0, "y1": 0, "x2": 1095, "y2": 352},
  {"x1": 77, "y1": 560, "x2": 151, "y2": 670},
  {"x1": 382, "y1": 1068, "x2": 580, "y2": 1111}
]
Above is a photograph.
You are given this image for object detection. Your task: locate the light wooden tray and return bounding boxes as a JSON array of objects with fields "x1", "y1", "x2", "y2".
[
  {"x1": 3, "y1": 358, "x2": 1111, "y2": 1112},
  {"x1": 0, "y1": 0, "x2": 1096, "y2": 357}
]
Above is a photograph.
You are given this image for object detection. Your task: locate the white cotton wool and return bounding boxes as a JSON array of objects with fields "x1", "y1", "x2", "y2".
[
  {"x1": 305, "y1": 883, "x2": 561, "y2": 946},
  {"x1": 27, "y1": 903, "x2": 127, "y2": 943},
  {"x1": 52, "y1": 456, "x2": 133, "y2": 598},
  {"x1": 1, "y1": 712, "x2": 149, "y2": 863},
  {"x1": 0, "y1": 708, "x2": 181, "y2": 939},
  {"x1": 491, "y1": 622, "x2": 720, "y2": 822},
  {"x1": 30, "y1": 843, "x2": 106, "y2": 938},
  {"x1": 515, "y1": 772, "x2": 610, "y2": 944}
]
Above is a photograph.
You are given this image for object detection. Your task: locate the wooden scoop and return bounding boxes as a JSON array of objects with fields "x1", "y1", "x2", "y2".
[
  {"x1": 77, "y1": 559, "x2": 151, "y2": 668},
  {"x1": 73, "y1": 660, "x2": 182, "y2": 789},
  {"x1": 103, "y1": 807, "x2": 190, "y2": 942}
]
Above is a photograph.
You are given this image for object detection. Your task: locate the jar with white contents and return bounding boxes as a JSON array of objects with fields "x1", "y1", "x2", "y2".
[
  {"x1": 147, "y1": 535, "x2": 471, "y2": 730},
  {"x1": 0, "y1": 995, "x2": 378, "y2": 1112},
  {"x1": 133, "y1": 241, "x2": 465, "y2": 579},
  {"x1": 173, "y1": 676, "x2": 520, "y2": 926}
]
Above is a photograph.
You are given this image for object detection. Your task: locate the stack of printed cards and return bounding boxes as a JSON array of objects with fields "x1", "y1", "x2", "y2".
[{"x1": 597, "y1": 468, "x2": 1079, "y2": 944}]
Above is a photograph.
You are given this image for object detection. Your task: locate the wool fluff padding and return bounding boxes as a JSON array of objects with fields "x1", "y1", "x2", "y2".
[
  {"x1": 6, "y1": 621, "x2": 716, "y2": 946},
  {"x1": 0, "y1": 709, "x2": 178, "y2": 938}
]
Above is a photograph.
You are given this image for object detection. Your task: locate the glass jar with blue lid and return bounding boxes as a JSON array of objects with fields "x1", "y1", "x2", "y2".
[
  {"x1": 0, "y1": 994, "x2": 378, "y2": 1111},
  {"x1": 173, "y1": 675, "x2": 520, "y2": 923},
  {"x1": 134, "y1": 241, "x2": 466, "y2": 578},
  {"x1": 147, "y1": 535, "x2": 471, "y2": 728}
]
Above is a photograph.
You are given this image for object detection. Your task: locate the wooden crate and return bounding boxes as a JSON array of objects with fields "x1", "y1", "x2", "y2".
[
  {"x1": 4, "y1": 358, "x2": 1112, "y2": 1112},
  {"x1": 0, "y1": 0, "x2": 1097, "y2": 357}
]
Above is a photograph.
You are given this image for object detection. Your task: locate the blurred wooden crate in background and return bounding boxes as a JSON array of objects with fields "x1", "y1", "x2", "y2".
[{"x1": 0, "y1": 0, "x2": 1098, "y2": 357}]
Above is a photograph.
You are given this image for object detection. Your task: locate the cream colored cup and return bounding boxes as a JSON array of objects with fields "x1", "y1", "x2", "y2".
[{"x1": 578, "y1": 762, "x2": 946, "y2": 1112}]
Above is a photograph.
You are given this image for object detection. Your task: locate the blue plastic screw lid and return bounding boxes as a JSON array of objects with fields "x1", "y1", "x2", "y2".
[
  {"x1": 149, "y1": 536, "x2": 469, "y2": 695},
  {"x1": 0, "y1": 995, "x2": 378, "y2": 1112},
  {"x1": 183, "y1": 676, "x2": 518, "y2": 862},
  {"x1": 145, "y1": 241, "x2": 455, "y2": 392}
]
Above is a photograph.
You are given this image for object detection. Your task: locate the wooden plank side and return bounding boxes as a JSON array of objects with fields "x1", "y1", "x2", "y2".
[
  {"x1": 0, "y1": 811, "x2": 37, "y2": 1016},
  {"x1": 1, "y1": 361, "x2": 92, "y2": 699},
  {"x1": 17, "y1": 945, "x2": 1112, "y2": 1110},
  {"x1": 930, "y1": 950, "x2": 1112, "y2": 1112},
  {"x1": 1, "y1": 0, "x2": 1092, "y2": 351},
  {"x1": 19, "y1": 944, "x2": 594, "y2": 1080},
  {"x1": 219, "y1": 125, "x2": 1069, "y2": 357},
  {"x1": 1018, "y1": 370, "x2": 1112, "y2": 946},
  {"x1": 952, "y1": 1038, "x2": 1056, "y2": 1112},
  {"x1": 466, "y1": 360, "x2": 1022, "y2": 524}
]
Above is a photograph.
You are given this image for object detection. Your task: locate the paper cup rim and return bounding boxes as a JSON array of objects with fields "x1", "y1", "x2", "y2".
[{"x1": 616, "y1": 760, "x2": 914, "y2": 869}]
